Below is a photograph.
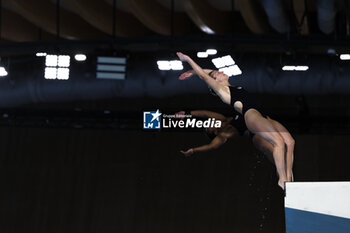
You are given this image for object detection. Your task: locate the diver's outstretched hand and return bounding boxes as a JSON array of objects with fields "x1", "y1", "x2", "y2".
[
  {"x1": 178, "y1": 70, "x2": 193, "y2": 80},
  {"x1": 176, "y1": 52, "x2": 190, "y2": 62},
  {"x1": 180, "y1": 148, "x2": 194, "y2": 157}
]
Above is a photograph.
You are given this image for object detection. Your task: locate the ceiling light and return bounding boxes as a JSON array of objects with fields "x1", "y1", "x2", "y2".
[
  {"x1": 44, "y1": 54, "x2": 71, "y2": 80},
  {"x1": 57, "y1": 68, "x2": 70, "y2": 80},
  {"x1": 0, "y1": 67, "x2": 8, "y2": 77},
  {"x1": 75, "y1": 54, "x2": 87, "y2": 61},
  {"x1": 221, "y1": 55, "x2": 235, "y2": 66},
  {"x1": 294, "y1": 66, "x2": 309, "y2": 71},
  {"x1": 212, "y1": 57, "x2": 225, "y2": 69},
  {"x1": 44, "y1": 67, "x2": 57, "y2": 79},
  {"x1": 282, "y1": 66, "x2": 294, "y2": 71},
  {"x1": 36, "y1": 52, "x2": 47, "y2": 57},
  {"x1": 212, "y1": 55, "x2": 242, "y2": 76},
  {"x1": 219, "y1": 65, "x2": 242, "y2": 77},
  {"x1": 231, "y1": 65, "x2": 242, "y2": 76},
  {"x1": 340, "y1": 54, "x2": 350, "y2": 60},
  {"x1": 197, "y1": 52, "x2": 208, "y2": 58},
  {"x1": 157, "y1": 60, "x2": 183, "y2": 71},
  {"x1": 206, "y1": 49, "x2": 217, "y2": 55},
  {"x1": 212, "y1": 55, "x2": 235, "y2": 68},
  {"x1": 157, "y1": 60, "x2": 171, "y2": 70},
  {"x1": 169, "y1": 60, "x2": 183, "y2": 70},
  {"x1": 96, "y1": 56, "x2": 127, "y2": 80},
  {"x1": 282, "y1": 65, "x2": 309, "y2": 71},
  {"x1": 58, "y1": 55, "x2": 70, "y2": 67},
  {"x1": 45, "y1": 55, "x2": 58, "y2": 66}
]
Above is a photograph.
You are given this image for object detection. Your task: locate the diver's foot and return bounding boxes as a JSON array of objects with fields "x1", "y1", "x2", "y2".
[{"x1": 278, "y1": 179, "x2": 287, "y2": 190}]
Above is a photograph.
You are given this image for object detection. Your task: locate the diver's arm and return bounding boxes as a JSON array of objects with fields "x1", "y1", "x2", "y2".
[
  {"x1": 178, "y1": 69, "x2": 213, "y2": 80},
  {"x1": 180, "y1": 135, "x2": 227, "y2": 156},
  {"x1": 176, "y1": 52, "x2": 229, "y2": 104}
]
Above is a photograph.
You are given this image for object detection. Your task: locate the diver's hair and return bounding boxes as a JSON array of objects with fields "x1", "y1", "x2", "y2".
[{"x1": 208, "y1": 70, "x2": 215, "y2": 77}]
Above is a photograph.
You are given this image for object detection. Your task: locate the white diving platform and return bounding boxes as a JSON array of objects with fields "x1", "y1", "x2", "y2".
[{"x1": 285, "y1": 182, "x2": 350, "y2": 233}]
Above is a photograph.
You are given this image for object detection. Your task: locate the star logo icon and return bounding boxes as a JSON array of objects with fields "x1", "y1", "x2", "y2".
[
  {"x1": 150, "y1": 109, "x2": 161, "y2": 122},
  {"x1": 143, "y1": 110, "x2": 162, "y2": 129}
]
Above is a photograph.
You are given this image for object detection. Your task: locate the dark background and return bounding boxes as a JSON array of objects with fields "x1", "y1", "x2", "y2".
[
  {"x1": 1, "y1": 93, "x2": 350, "y2": 233},
  {"x1": 2, "y1": 0, "x2": 350, "y2": 232}
]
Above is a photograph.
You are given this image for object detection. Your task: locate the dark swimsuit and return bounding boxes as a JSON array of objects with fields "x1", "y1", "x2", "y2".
[
  {"x1": 205, "y1": 87, "x2": 265, "y2": 140},
  {"x1": 229, "y1": 114, "x2": 247, "y2": 136},
  {"x1": 206, "y1": 114, "x2": 247, "y2": 140},
  {"x1": 228, "y1": 85, "x2": 269, "y2": 138},
  {"x1": 206, "y1": 114, "x2": 255, "y2": 139},
  {"x1": 228, "y1": 86, "x2": 267, "y2": 118}
]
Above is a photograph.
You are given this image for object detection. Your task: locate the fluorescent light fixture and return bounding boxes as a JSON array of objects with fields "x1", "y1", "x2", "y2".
[
  {"x1": 294, "y1": 66, "x2": 309, "y2": 71},
  {"x1": 340, "y1": 54, "x2": 350, "y2": 60},
  {"x1": 212, "y1": 57, "x2": 225, "y2": 68},
  {"x1": 97, "y1": 64, "x2": 126, "y2": 72},
  {"x1": 197, "y1": 52, "x2": 208, "y2": 58},
  {"x1": 170, "y1": 60, "x2": 183, "y2": 70},
  {"x1": 36, "y1": 52, "x2": 47, "y2": 57},
  {"x1": 58, "y1": 55, "x2": 70, "y2": 67},
  {"x1": 44, "y1": 54, "x2": 71, "y2": 80},
  {"x1": 0, "y1": 67, "x2": 8, "y2": 77},
  {"x1": 45, "y1": 54, "x2": 70, "y2": 67},
  {"x1": 96, "y1": 72, "x2": 125, "y2": 80},
  {"x1": 157, "y1": 60, "x2": 171, "y2": 70},
  {"x1": 212, "y1": 55, "x2": 241, "y2": 76},
  {"x1": 212, "y1": 55, "x2": 235, "y2": 68},
  {"x1": 282, "y1": 65, "x2": 309, "y2": 71},
  {"x1": 206, "y1": 49, "x2": 217, "y2": 55},
  {"x1": 97, "y1": 57, "x2": 126, "y2": 64},
  {"x1": 222, "y1": 55, "x2": 235, "y2": 66},
  {"x1": 44, "y1": 67, "x2": 57, "y2": 79},
  {"x1": 200, "y1": 25, "x2": 215, "y2": 34},
  {"x1": 157, "y1": 60, "x2": 183, "y2": 71},
  {"x1": 96, "y1": 56, "x2": 126, "y2": 80},
  {"x1": 219, "y1": 65, "x2": 242, "y2": 77},
  {"x1": 219, "y1": 67, "x2": 231, "y2": 76},
  {"x1": 75, "y1": 54, "x2": 87, "y2": 61},
  {"x1": 231, "y1": 65, "x2": 242, "y2": 76},
  {"x1": 45, "y1": 55, "x2": 58, "y2": 66},
  {"x1": 282, "y1": 66, "x2": 294, "y2": 71},
  {"x1": 57, "y1": 68, "x2": 70, "y2": 80}
]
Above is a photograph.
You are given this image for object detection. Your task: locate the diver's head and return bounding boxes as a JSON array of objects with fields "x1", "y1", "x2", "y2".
[
  {"x1": 208, "y1": 70, "x2": 229, "y2": 96},
  {"x1": 209, "y1": 70, "x2": 229, "y2": 82}
]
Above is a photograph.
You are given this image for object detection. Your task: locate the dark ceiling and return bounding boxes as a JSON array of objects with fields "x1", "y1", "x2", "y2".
[
  {"x1": 1, "y1": 0, "x2": 350, "y2": 109},
  {"x1": 1, "y1": 0, "x2": 350, "y2": 55}
]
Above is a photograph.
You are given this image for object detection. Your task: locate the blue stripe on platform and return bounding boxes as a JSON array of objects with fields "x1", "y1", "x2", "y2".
[{"x1": 285, "y1": 208, "x2": 350, "y2": 233}]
